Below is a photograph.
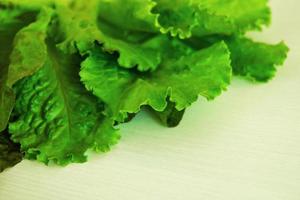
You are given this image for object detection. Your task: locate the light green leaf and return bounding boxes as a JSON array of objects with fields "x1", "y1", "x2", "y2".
[
  {"x1": 225, "y1": 36, "x2": 289, "y2": 82},
  {"x1": 193, "y1": 0, "x2": 271, "y2": 36},
  {"x1": 55, "y1": 0, "x2": 103, "y2": 53},
  {"x1": 98, "y1": 0, "x2": 158, "y2": 33},
  {"x1": 99, "y1": 29, "x2": 163, "y2": 71},
  {"x1": 152, "y1": 0, "x2": 198, "y2": 39},
  {"x1": 56, "y1": 0, "x2": 161, "y2": 71},
  {"x1": 80, "y1": 40, "x2": 232, "y2": 122},
  {"x1": 149, "y1": 0, "x2": 270, "y2": 38}
]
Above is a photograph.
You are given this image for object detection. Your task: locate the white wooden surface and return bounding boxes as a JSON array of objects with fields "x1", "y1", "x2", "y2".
[{"x1": 0, "y1": 0, "x2": 299, "y2": 199}]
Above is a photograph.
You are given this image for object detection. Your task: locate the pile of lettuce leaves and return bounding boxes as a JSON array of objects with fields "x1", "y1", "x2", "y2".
[{"x1": 0, "y1": 0, "x2": 288, "y2": 172}]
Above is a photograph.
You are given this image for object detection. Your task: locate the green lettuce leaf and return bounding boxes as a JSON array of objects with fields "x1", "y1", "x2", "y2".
[
  {"x1": 80, "y1": 40, "x2": 231, "y2": 122},
  {"x1": 0, "y1": 6, "x2": 47, "y2": 131},
  {"x1": 56, "y1": 0, "x2": 161, "y2": 71},
  {"x1": 55, "y1": 0, "x2": 102, "y2": 53},
  {"x1": 9, "y1": 42, "x2": 120, "y2": 165},
  {"x1": 98, "y1": 0, "x2": 158, "y2": 32},
  {"x1": 185, "y1": 35, "x2": 289, "y2": 82},
  {"x1": 7, "y1": 8, "x2": 53, "y2": 86},
  {"x1": 152, "y1": 0, "x2": 198, "y2": 39},
  {"x1": 0, "y1": 8, "x2": 30, "y2": 131},
  {"x1": 98, "y1": 0, "x2": 270, "y2": 39},
  {"x1": 225, "y1": 36, "x2": 289, "y2": 82},
  {"x1": 193, "y1": 0, "x2": 271, "y2": 36},
  {"x1": 152, "y1": 0, "x2": 271, "y2": 38}
]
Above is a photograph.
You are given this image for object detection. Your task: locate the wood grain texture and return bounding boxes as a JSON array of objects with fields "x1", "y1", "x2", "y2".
[{"x1": 1, "y1": 0, "x2": 300, "y2": 199}]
